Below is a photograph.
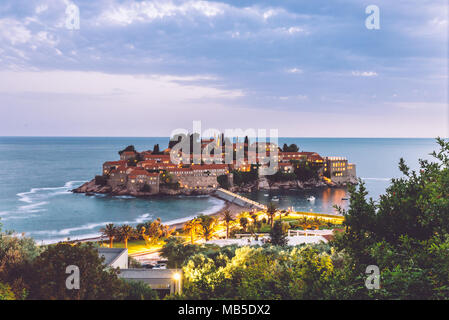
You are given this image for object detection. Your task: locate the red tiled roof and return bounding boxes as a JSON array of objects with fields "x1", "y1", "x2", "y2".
[
  {"x1": 104, "y1": 160, "x2": 127, "y2": 166},
  {"x1": 128, "y1": 168, "x2": 159, "y2": 179},
  {"x1": 191, "y1": 164, "x2": 228, "y2": 170}
]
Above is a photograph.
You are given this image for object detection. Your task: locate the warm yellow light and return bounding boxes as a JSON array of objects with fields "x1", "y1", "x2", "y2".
[{"x1": 173, "y1": 272, "x2": 181, "y2": 281}]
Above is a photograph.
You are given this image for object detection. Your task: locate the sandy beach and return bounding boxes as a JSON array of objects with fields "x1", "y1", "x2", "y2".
[
  {"x1": 168, "y1": 200, "x2": 247, "y2": 231},
  {"x1": 60, "y1": 197, "x2": 247, "y2": 245}
]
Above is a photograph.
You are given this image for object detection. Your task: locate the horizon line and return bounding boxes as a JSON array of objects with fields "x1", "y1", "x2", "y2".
[{"x1": 0, "y1": 136, "x2": 445, "y2": 139}]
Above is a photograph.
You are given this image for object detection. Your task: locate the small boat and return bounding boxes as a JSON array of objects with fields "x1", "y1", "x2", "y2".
[
  {"x1": 272, "y1": 196, "x2": 279, "y2": 202},
  {"x1": 307, "y1": 196, "x2": 315, "y2": 202}
]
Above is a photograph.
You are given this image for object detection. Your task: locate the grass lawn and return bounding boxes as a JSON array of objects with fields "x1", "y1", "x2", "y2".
[{"x1": 100, "y1": 240, "x2": 164, "y2": 255}]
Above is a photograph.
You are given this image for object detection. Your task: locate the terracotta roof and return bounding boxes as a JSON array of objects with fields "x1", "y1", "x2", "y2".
[
  {"x1": 191, "y1": 164, "x2": 228, "y2": 170},
  {"x1": 104, "y1": 160, "x2": 127, "y2": 166},
  {"x1": 128, "y1": 169, "x2": 159, "y2": 179}
]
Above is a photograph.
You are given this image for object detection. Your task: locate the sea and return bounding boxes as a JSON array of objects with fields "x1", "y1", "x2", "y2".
[{"x1": 0, "y1": 137, "x2": 438, "y2": 243}]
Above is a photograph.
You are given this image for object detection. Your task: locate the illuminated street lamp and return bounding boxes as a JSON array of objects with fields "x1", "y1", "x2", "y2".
[{"x1": 172, "y1": 272, "x2": 182, "y2": 294}]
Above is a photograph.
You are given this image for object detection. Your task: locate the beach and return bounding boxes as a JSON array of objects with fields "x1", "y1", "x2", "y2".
[{"x1": 56, "y1": 198, "x2": 247, "y2": 245}]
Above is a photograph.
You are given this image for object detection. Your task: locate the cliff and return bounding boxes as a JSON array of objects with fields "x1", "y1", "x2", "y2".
[
  {"x1": 72, "y1": 179, "x2": 213, "y2": 197},
  {"x1": 73, "y1": 176, "x2": 357, "y2": 198}
]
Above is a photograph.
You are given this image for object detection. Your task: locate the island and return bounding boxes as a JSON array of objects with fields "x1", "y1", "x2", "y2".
[{"x1": 73, "y1": 137, "x2": 357, "y2": 197}]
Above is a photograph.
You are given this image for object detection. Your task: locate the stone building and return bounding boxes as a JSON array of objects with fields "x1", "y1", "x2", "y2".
[
  {"x1": 127, "y1": 168, "x2": 160, "y2": 194},
  {"x1": 103, "y1": 160, "x2": 127, "y2": 175},
  {"x1": 120, "y1": 151, "x2": 137, "y2": 161},
  {"x1": 324, "y1": 157, "x2": 357, "y2": 184}
]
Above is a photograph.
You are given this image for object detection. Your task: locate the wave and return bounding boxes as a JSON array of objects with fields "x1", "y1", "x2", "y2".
[
  {"x1": 8, "y1": 180, "x2": 88, "y2": 216},
  {"x1": 112, "y1": 195, "x2": 136, "y2": 199},
  {"x1": 361, "y1": 178, "x2": 391, "y2": 181},
  {"x1": 27, "y1": 213, "x2": 153, "y2": 238}
]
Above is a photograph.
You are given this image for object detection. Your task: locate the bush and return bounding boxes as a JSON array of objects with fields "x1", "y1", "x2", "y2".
[
  {"x1": 217, "y1": 175, "x2": 230, "y2": 189},
  {"x1": 123, "y1": 280, "x2": 158, "y2": 300}
]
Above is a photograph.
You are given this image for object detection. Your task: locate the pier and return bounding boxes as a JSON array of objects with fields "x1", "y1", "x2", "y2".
[{"x1": 213, "y1": 188, "x2": 267, "y2": 210}]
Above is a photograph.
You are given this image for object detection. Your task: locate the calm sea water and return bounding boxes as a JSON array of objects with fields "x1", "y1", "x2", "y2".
[{"x1": 0, "y1": 137, "x2": 438, "y2": 243}]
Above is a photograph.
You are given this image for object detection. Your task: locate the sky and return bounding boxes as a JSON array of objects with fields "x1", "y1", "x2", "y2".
[{"x1": 0, "y1": 0, "x2": 447, "y2": 137}]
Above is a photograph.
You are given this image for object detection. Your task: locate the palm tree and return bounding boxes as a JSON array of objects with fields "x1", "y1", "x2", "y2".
[
  {"x1": 220, "y1": 209, "x2": 234, "y2": 239},
  {"x1": 100, "y1": 223, "x2": 117, "y2": 248},
  {"x1": 197, "y1": 215, "x2": 219, "y2": 241},
  {"x1": 239, "y1": 217, "x2": 249, "y2": 232},
  {"x1": 266, "y1": 202, "x2": 278, "y2": 229},
  {"x1": 119, "y1": 225, "x2": 134, "y2": 249},
  {"x1": 279, "y1": 209, "x2": 289, "y2": 221},
  {"x1": 183, "y1": 218, "x2": 201, "y2": 244}
]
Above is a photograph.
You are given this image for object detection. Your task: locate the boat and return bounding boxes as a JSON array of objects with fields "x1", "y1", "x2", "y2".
[
  {"x1": 271, "y1": 196, "x2": 279, "y2": 202},
  {"x1": 307, "y1": 196, "x2": 315, "y2": 202}
]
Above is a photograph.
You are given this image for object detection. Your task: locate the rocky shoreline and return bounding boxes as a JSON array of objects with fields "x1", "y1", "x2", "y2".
[{"x1": 72, "y1": 176, "x2": 357, "y2": 197}]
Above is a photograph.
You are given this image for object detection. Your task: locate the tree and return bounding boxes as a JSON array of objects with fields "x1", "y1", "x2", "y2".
[
  {"x1": 26, "y1": 243, "x2": 125, "y2": 300},
  {"x1": 282, "y1": 143, "x2": 299, "y2": 152},
  {"x1": 0, "y1": 230, "x2": 42, "y2": 299},
  {"x1": 160, "y1": 238, "x2": 201, "y2": 268},
  {"x1": 100, "y1": 224, "x2": 117, "y2": 248},
  {"x1": 152, "y1": 144, "x2": 161, "y2": 155},
  {"x1": 182, "y1": 245, "x2": 334, "y2": 300},
  {"x1": 330, "y1": 138, "x2": 449, "y2": 299},
  {"x1": 220, "y1": 210, "x2": 234, "y2": 239},
  {"x1": 184, "y1": 219, "x2": 201, "y2": 244},
  {"x1": 0, "y1": 283, "x2": 15, "y2": 300},
  {"x1": 197, "y1": 215, "x2": 219, "y2": 241},
  {"x1": 269, "y1": 221, "x2": 288, "y2": 246},
  {"x1": 118, "y1": 225, "x2": 135, "y2": 249},
  {"x1": 239, "y1": 217, "x2": 248, "y2": 232},
  {"x1": 123, "y1": 280, "x2": 158, "y2": 300},
  {"x1": 266, "y1": 202, "x2": 278, "y2": 229},
  {"x1": 118, "y1": 145, "x2": 135, "y2": 155}
]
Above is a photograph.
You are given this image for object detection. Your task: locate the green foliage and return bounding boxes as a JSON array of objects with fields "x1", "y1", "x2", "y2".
[
  {"x1": 159, "y1": 172, "x2": 180, "y2": 190},
  {"x1": 282, "y1": 143, "x2": 299, "y2": 152},
  {"x1": 26, "y1": 243, "x2": 126, "y2": 300},
  {"x1": 266, "y1": 170, "x2": 297, "y2": 182},
  {"x1": 217, "y1": 174, "x2": 230, "y2": 189},
  {"x1": 232, "y1": 165, "x2": 258, "y2": 186},
  {"x1": 123, "y1": 280, "x2": 158, "y2": 300},
  {"x1": 331, "y1": 138, "x2": 449, "y2": 299},
  {"x1": 181, "y1": 245, "x2": 335, "y2": 299},
  {"x1": 269, "y1": 221, "x2": 288, "y2": 246},
  {"x1": 0, "y1": 282, "x2": 15, "y2": 300},
  {"x1": 160, "y1": 238, "x2": 202, "y2": 268},
  {"x1": 197, "y1": 215, "x2": 219, "y2": 241},
  {"x1": 0, "y1": 231, "x2": 42, "y2": 299},
  {"x1": 118, "y1": 145, "x2": 136, "y2": 155},
  {"x1": 292, "y1": 159, "x2": 320, "y2": 181}
]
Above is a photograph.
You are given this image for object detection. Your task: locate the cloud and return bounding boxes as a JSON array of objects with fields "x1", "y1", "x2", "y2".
[
  {"x1": 98, "y1": 0, "x2": 226, "y2": 25},
  {"x1": 286, "y1": 68, "x2": 303, "y2": 74},
  {"x1": 0, "y1": 19, "x2": 32, "y2": 45},
  {"x1": 351, "y1": 71, "x2": 378, "y2": 77}
]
